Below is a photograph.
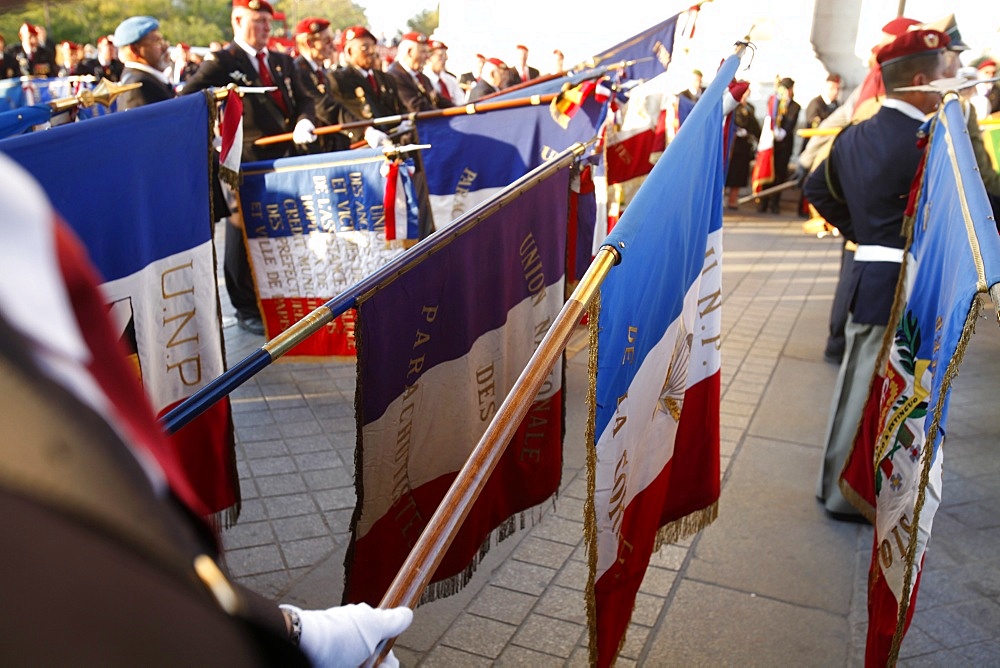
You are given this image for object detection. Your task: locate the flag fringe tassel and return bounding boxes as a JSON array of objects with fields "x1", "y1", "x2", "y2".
[
  {"x1": 888, "y1": 297, "x2": 980, "y2": 666},
  {"x1": 653, "y1": 501, "x2": 719, "y2": 553},
  {"x1": 418, "y1": 503, "x2": 551, "y2": 605},
  {"x1": 584, "y1": 292, "x2": 601, "y2": 667}
]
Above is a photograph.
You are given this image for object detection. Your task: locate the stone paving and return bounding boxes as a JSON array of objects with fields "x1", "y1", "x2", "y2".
[{"x1": 212, "y1": 206, "x2": 1000, "y2": 666}]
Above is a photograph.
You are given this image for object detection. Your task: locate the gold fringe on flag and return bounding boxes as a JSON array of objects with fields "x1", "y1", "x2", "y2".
[{"x1": 584, "y1": 291, "x2": 601, "y2": 666}]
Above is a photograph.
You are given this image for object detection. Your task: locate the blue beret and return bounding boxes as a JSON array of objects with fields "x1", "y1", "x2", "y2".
[{"x1": 113, "y1": 16, "x2": 159, "y2": 47}]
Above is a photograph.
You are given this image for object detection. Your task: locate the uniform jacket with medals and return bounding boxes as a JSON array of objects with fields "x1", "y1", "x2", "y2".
[
  {"x1": 6, "y1": 43, "x2": 57, "y2": 77},
  {"x1": 293, "y1": 55, "x2": 349, "y2": 152},
  {"x1": 182, "y1": 44, "x2": 316, "y2": 162},
  {"x1": 386, "y1": 61, "x2": 454, "y2": 113},
  {"x1": 329, "y1": 65, "x2": 403, "y2": 145}
]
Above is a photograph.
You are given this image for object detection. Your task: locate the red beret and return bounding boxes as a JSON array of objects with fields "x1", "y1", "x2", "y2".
[
  {"x1": 428, "y1": 39, "x2": 447, "y2": 50},
  {"x1": 876, "y1": 29, "x2": 949, "y2": 66},
  {"x1": 294, "y1": 17, "x2": 330, "y2": 36},
  {"x1": 177, "y1": 42, "x2": 190, "y2": 50},
  {"x1": 881, "y1": 17, "x2": 920, "y2": 37},
  {"x1": 343, "y1": 25, "x2": 375, "y2": 43},
  {"x1": 60, "y1": 40, "x2": 79, "y2": 49},
  {"x1": 516, "y1": 44, "x2": 528, "y2": 51},
  {"x1": 233, "y1": 0, "x2": 274, "y2": 15},
  {"x1": 98, "y1": 34, "x2": 113, "y2": 45},
  {"x1": 486, "y1": 57, "x2": 506, "y2": 68},
  {"x1": 978, "y1": 58, "x2": 998, "y2": 71},
  {"x1": 400, "y1": 31, "x2": 427, "y2": 44},
  {"x1": 20, "y1": 23, "x2": 39, "y2": 36}
]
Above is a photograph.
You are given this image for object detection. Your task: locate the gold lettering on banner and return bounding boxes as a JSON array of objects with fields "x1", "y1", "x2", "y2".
[
  {"x1": 623, "y1": 325, "x2": 638, "y2": 365},
  {"x1": 878, "y1": 513, "x2": 913, "y2": 570},
  {"x1": 615, "y1": 538, "x2": 635, "y2": 574},
  {"x1": 476, "y1": 363, "x2": 497, "y2": 421},
  {"x1": 283, "y1": 198, "x2": 302, "y2": 235},
  {"x1": 608, "y1": 449, "x2": 629, "y2": 535},
  {"x1": 161, "y1": 261, "x2": 202, "y2": 387},
  {"x1": 540, "y1": 145, "x2": 558, "y2": 161},
  {"x1": 454, "y1": 168, "x2": 477, "y2": 194},
  {"x1": 702, "y1": 245, "x2": 719, "y2": 275},
  {"x1": 520, "y1": 397, "x2": 551, "y2": 463},
  {"x1": 248, "y1": 201, "x2": 264, "y2": 221},
  {"x1": 389, "y1": 304, "x2": 440, "y2": 546},
  {"x1": 613, "y1": 391, "x2": 628, "y2": 436},
  {"x1": 519, "y1": 233, "x2": 548, "y2": 307},
  {"x1": 266, "y1": 203, "x2": 283, "y2": 231}
]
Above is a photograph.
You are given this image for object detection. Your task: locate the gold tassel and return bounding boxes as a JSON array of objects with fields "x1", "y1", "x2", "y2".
[{"x1": 584, "y1": 290, "x2": 601, "y2": 666}]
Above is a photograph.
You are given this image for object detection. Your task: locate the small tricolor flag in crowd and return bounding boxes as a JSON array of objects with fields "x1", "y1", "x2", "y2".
[{"x1": 218, "y1": 89, "x2": 243, "y2": 186}]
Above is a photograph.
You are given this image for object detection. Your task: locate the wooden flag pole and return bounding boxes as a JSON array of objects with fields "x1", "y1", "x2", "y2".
[
  {"x1": 736, "y1": 178, "x2": 798, "y2": 204},
  {"x1": 254, "y1": 93, "x2": 558, "y2": 147},
  {"x1": 361, "y1": 243, "x2": 620, "y2": 668}
]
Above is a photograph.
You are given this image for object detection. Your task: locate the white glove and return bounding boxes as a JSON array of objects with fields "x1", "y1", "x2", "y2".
[
  {"x1": 282, "y1": 603, "x2": 413, "y2": 668},
  {"x1": 364, "y1": 125, "x2": 391, "y2": 148},
  {"x1": 773, "y1": 127, "x2": 787, "y2": 142},
  {"x1": 395, "y1": 119, "x2": 414, "y2": 134},
  {"x1": 293, "y1": 118, "x2": 317, "y2": 145},
  {"x1": 735, "y1": 127, "x2": 748, "y2": 137}
]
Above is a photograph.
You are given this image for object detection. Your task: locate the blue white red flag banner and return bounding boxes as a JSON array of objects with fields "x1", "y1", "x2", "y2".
[
  {"x1": 345, "y1": 165, "x2": 571, "y2": 605},
  {"x1": 586, "y1": 52, "x2": 739, "y2": 668},
  {"x1": 839, "y1": 99, "x2": 1000, "y2": 666},
  {"x1": 0, "y1": 93, "x2": 238, "y2": 518},
  {"x1": 751, "y1": 95, "x2": 777, "y2": 194},
  {"x1": 416, "y1": 98, "x2": 603, "y2": 227},
  {"x1": 238, "y1": 148, "x2": 419, "y2": 356},
  {"x1": 585, "y1": 14, "x2": 677, "y2": 84}
]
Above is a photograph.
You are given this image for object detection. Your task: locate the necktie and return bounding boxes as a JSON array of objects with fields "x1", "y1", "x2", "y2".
[
  {"x1": 366, "y1": 71, "x2": 379, "y2": 99},
  {"x1": 438, "y1": 78, "x2": 451, "y2": 101},
  {"x1": 255, "y1": 50, "x2": 289, "y2": 116}
]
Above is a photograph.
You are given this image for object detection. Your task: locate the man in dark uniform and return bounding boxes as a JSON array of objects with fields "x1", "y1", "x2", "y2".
[
  {"x1": 468, "y1": 57, "x2": 505, "y2": 102},
  {"x1": 504, "y1": 44, "x2": 539, "y2": 87},
  {"x1": 292, "y1": 16, "x2": 350, "y2": 153},
  {"x1": 182, "y1": 0, "x2": 321, "y2": 335},
  {"x1": 329, "y1": 25, "x2": 403, "y2": 147},
  {"x1": 7, "y1": 22, "x2": 57, "y2": 77},
  {"x1": 758, "y1": 77, "x2": 801, "y2": 213},
  {"x1": 805, "y1": 28, "x2": 954, "y2": 520},
  {"x1": 387, "y1": 31, "x2": 453, "y2": 113},
  {"x1": 115, "y1": 17, "x2": 175, "y2": 110},
  {"x1": 77, "y1": 34, "x2": 125, "y2": 82},
  {"x1": 0, "y1": 153, "x2": 412, "y2": 665}
]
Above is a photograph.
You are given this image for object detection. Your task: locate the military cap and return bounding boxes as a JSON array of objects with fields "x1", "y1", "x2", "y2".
[
  {"x1": 881, "y1": 17, "x2": 920, "y2": 37},
  {"x1": 232, "y1": 0, "x2": 274, "y2": 16},
  {"x1": 294, "y1": 17, "x2": 330, "y2": 36},
  {"x1": 486, "y1": 57, "x2": 506, "y2": 68},
  {"x1": 921, "y1": 14, "x2": 969, "y2": 52},
  {"x1": 428, "y1": 39, "x2": 448, "y2": 51},
  {"x1": 343, "y1": 25, "x2": 376, "y2": 43},
  {"x1": 400, "y1": 31, "x2": 427, "y2": 44},
  {"x1": 113, "y1": 16, "x2": 159, "y2": 47},
  {"x1": 876, "y1": 29, "x2": 949, "y2": 66}
]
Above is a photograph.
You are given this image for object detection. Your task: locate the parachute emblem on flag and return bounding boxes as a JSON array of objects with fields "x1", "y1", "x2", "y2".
[{"x1": 656, "y1": 325, "x2": 692, "y2": 422}]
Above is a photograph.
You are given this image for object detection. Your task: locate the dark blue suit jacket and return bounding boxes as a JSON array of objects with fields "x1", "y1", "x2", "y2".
[{"x1": 805, "y1": 104, "x2": 925, "y2": 325}]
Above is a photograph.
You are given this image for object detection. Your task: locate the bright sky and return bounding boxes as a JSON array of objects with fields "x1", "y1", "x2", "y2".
[{"x1": 359, "y1": 1, "x2": 433, "y2": 40}]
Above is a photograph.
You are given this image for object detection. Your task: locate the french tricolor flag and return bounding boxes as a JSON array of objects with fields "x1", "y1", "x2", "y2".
[
  {"x1": 345, "y1": 164, "x2": 572, "y2": 605},
  {"x1": 586, "y1": 53, "x2": 740, "y2": 667}
]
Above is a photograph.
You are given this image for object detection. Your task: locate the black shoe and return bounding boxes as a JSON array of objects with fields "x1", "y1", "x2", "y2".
[
  {"x1": 825, "y1": 509, "x2": 869, "y2": 524},
  {"x1": 237, "y1": 315, "x2": 265, "y2": 336},
  {"x1": 823, "y1": 350, "x2": 843, "y2": 365}
]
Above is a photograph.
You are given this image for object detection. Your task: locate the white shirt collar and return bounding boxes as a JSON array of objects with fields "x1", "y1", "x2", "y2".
[
  {"x1": 124, "y1": 60, "x2": 171, "y2": 85},
  {"x1": 235, "y1": 38, "x2": 266, "y2": 70},
  {"x1": 882, "y1": 97, "x2": 930, "y2": 122}
]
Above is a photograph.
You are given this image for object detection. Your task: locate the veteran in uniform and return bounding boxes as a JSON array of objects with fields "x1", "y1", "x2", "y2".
[
  {"x1": 115, "y1": 17, "x2": 175, "y2": 110},
  {"x1": 387, "y1": 31, "x2": 454, "y2": 113},
  {"x1": 805, "y1": 28, "x2": 956, "y2": 520},
  {"x1": 182, "y1": 0, "x2": 321, "y2": 336},
  {"x1": 292, "y1": 17, "x2": 350, "y2": 153}
]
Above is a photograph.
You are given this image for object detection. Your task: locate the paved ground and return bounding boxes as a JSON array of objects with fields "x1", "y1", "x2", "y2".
[{"x1": 212, "y1": 204, "x2": 1000, "y2": 666}]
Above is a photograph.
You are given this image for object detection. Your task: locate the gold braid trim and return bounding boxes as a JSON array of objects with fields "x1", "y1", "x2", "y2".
[
  {"x1": 653, "y1": 502, "x2": 719, "y2": 553},
  {"x1": 584, "y1": 291, "x2": 600, "y2": 667},
  {"x1": 888, "y1": 298, "x2": 980, "y2": 666}
]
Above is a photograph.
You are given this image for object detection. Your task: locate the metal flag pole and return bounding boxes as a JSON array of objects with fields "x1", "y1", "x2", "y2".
[
  {"x1": 736, "y1": 178, "x2": 798, "y2": 204},
  {"x1": 161, "y1": 141, "x2": 592, "y2": 434}
]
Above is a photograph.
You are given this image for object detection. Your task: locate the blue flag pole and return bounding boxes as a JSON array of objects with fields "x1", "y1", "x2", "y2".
[{"x1": 162, "y1": 141, "x2": 592, "y2": 434}]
